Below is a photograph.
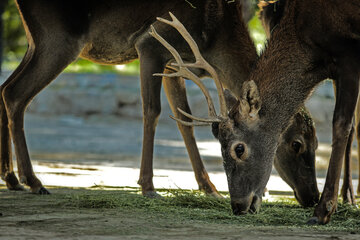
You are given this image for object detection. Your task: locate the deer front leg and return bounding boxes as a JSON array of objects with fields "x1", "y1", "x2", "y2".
[
  {"x1": 0, "y1": 48, "x2": 34, "y2": 191},
  {"x1": 310, "y1": 68, "x2": 359, "y2": 224},
  {"x1": 162, "y1": 69, "x2": 221, "y2": 198},
  {"x1": 136, "y1": 52, "x2": 164, "y2": 198}
]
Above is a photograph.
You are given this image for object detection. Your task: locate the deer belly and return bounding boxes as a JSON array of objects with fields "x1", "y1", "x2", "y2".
[{"x1": 80, "y1": 42, "x2": 138, "y2": 65}]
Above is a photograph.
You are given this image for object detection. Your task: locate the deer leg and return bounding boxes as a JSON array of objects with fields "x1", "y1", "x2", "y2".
[
  {"x1": 162, "y1": 69, "x2": 221, "y2": 198},
  {"x1": 355, "y1": 98, "x2": 360, "y2": 196},
  {"x1": 340, "y1": 123, "x2": 356, "y2": 204},
  {"x1": 310, "y1": 68, "x2": 359, "y2": 225},
  {"x1": 331, "y1": 81, "x2": 356, "y2": 204},
  {"x1": 136, "y1": 53, "x2": 164, "y2": 198},
  {"x1": 2, "y1": 40, "x2": 81, "y2": 194},
  {"x1": 0, "y1": 48, "x2": 34, "y2": 191}
]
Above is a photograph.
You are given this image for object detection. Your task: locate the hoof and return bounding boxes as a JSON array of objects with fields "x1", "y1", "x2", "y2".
[
  {"x1": 32, "y1": 187, "x2": 51, "y2": 195},
  {"x1": 4, "y1": 172, "x2": 24, "y2": 191},
  {"x1": 143, "y1": 191, "x2": 162, "y2": 199},
  {"x1": 208, "y1": 191, "x2": 223, "y2": 199},
  {"x1": 306, "y1": 217, "x2": 319, "y2": 225},
  {"x1": 7, "y1": 183, "x2": 25, "y2": 191}
]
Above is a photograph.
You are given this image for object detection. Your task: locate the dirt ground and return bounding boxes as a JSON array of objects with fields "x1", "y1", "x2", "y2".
[{"x1": 0, "y1": 187, "x2": 359, "y2": 240}]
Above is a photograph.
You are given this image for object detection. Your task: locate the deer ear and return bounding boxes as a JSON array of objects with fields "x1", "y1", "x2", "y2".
[{"x1": 238, "y1": 80, "x2": 261, "y2": 121}]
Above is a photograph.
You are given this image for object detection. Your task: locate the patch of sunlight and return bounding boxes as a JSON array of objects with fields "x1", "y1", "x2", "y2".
[
  {"x1": 197, "y1": 141, "x2": 221, "y2": 157},
  {"x1": 256, "y1": 43, "x2": 265, "y2": 53},
  {"x1": 155, "y1": 139, "x2": 221, "y2": 157},
  {"x1": 115, "y1": 65, "x2": 126, "y2": 71},
  {"x1": 5, "y1": 161, "x2": 357, "y2": 197},
  {"x1": 155, "y1": 139, "x2": 185, "y2": 148},
  {"x1": 318, "y1": 143, "x2": 331, "y2": 152}
]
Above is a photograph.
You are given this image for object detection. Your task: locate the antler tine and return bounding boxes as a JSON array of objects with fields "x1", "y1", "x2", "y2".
[
  {"x1": 157, "y1": 12, "x2": 227, "y2": 118},
  {"x1": 177, "y1": 108, "x2": 222, "y2": 123},
  {"x1": 149, "y1": 24, "x2": 217, "y2": 119},
  {"x1": 169, "y1": 115, "x2": 211, "y2": 127}
]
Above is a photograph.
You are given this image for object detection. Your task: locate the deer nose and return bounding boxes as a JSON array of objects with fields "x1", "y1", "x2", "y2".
[
  {"x1": 294, "y1": 187, "x2": 320, "y2": 207},
  {"x1": 231, "y1": 194, "x2": 261, "y2": 215}
]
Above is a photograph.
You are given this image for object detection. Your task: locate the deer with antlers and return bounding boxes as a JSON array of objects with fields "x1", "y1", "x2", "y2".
[
  {"x1": 151, "y1": 11, "x2": 320, "y2": 207},
  {"x1": 164, "y1": 0, "x2": 359, "y2": 224},
  {"x1": 2, "y1": 0, "x2": 320, "y2": 209}
]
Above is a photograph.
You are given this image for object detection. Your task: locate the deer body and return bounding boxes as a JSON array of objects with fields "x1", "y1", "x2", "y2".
[
  {"x1": 216, "y1": 0, "x2": 359, "y2": 223},
  {"x1": 1, "y1": 0, "x2": 258, "y2": 195}
]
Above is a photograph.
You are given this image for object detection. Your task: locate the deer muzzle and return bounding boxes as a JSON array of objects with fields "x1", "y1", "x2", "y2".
[
  {"x1": 231, "y1": 193, "x2": 261, "y2": 215},
  {"x1": 294, "y1": 185, "x2": 320, "y2": 207}
]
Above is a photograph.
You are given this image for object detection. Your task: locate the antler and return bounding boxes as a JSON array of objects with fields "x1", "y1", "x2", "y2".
[{"x1": 149, "y1": 12, "x2": 227, "y2": 125}]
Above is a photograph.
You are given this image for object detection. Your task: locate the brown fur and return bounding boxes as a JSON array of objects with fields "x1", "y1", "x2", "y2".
[
  {"x1": 0, "y1": 0, "x2": 258, "y2": 196},
  {"x1": 219, "y1": 0, "x2": 359, "y2": 224}
]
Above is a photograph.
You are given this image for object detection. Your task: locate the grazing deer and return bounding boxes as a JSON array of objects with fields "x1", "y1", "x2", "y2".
[
  {"x1": 152, "y1": 11, "x2": 320, "y2": 209},
  {"x1": 171, "y1": 0, "x2": 359, "y2": 224},
  {"x1": 2, "y1": 0, "x2": 318, "y2": 207},
  {"x1": 259, "y1": 0, "x2": 359, "y2": 205},
  {"x1": 273, "y1": 108, "x2": 319, "y2": 207}
]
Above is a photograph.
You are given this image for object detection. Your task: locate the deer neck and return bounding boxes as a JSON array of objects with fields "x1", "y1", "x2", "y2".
[
  {"x1": 206, "y1": 30, "x2": 258, "y2": 97},
  {"x1": 253, "y1": 23, "x2": 329, "y2": 134}
]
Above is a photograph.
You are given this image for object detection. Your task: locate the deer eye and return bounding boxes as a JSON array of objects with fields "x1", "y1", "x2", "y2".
[
  {"x1": 292, "y1": 141, "x2": 302, "y2": 153},
  {"x1": 230, "y1": 142, "x2": 248, "y2": 161},
  {"x1": 235, "y1": 144, "x2": 245, "y2": 158}
]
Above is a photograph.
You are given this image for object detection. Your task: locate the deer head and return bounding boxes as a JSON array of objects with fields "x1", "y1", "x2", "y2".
[{"x1": 274, "y1": 108, "x2": 319, "y2": 207}]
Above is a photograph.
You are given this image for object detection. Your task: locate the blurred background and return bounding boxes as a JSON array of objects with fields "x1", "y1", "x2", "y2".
[{"x1": 0, "y1": 0, "x2": 357, "y2": 193}]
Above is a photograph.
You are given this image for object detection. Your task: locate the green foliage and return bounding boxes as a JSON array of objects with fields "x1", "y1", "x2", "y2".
[
  {"x1": 248, "y1": 14, "x2": 267, "y2": 54},
  {"x1": 2, "y1": 0, "x2": 26, "y2": 65},
  {"x1": 64, "y1": 59, "x2": 140, "y2": 75}
]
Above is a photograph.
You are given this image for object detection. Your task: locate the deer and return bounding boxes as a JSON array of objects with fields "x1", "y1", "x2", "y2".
[
  {"x1": 168, "y1": 0, "x2": 359, "y2": 224},
  {"x1": 1, "y1": 0, "x2": 257, "y2": 196},
  {"x1": 259, "y1": 0, "x2": 360, "y2": 205},
  {"x1": 1, "y1": 0, "x2": 319, "y2": 208}
]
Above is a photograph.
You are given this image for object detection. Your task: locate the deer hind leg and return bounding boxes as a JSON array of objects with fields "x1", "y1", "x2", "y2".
[
  {"x1": 0, "y1": 48, "x2": 34, "y2": 191},
  {"x1": 162, "y1": 69, "x2": 221, "y2": 198},
  {"x1": 310, "y1": 64, "x2": 359, "y2": 225},
  {"x1": 355, "y1": 98, "x2": 360, "y2": 196},
  {"x1": 340, "y1": 123, "x2": 356, "y2": 204},
  {"x1": 331, "y1": 81, "x2": 356, "y2": 204},
  {"x1": 1, "y1": 37, "x2": 82, "y2": 194}
]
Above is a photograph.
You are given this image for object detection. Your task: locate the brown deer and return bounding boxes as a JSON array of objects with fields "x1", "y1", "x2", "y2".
[
  {"x1": 1, "y1": 0, "x2": 257, "y2": 196},
  {"x1": 259, "y1": 0, "x2": 359, "y2": 205},
  {"x1": 171, "y1": 0, "x2": 359, "y2": 224},
  {"x1": 2, "y1": 0, "x2": 318, "y2": 207}
]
